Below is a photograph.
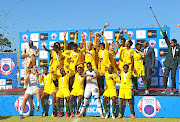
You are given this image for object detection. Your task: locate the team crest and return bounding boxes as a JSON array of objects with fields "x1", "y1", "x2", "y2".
[
  {"x1": 149, "y1": 39, "x2": 156, "y2": 47},
  {"x1": 0, "y1": 58, "x2": 15, "y2": 75},
  {"x1": 138, "y1": 77, "x2": 144, "y2": 85},
  {"x1": 22, "y1": 34, "x2": 28, "y2": 41},
  {"x1": 138, "y1": 96, "x2": 161, "y2": 117},
  {"x1": 14, "y1": 96, "x2": 35, "y2": 116},
  {"x1": 51, "y1": 33, "x2": 57, "y2": 40},
  {"x1": 82, "y1": 32, "x2": 88, "y2": 39}
]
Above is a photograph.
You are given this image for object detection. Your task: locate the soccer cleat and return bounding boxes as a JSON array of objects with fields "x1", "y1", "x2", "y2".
[
  {"x1": 20, "y1": 115, "x2": 23, "y2": 119},
  {"x1": 105, "y1": 113, "x2": 109, "y2": 119},
  {"x1": 130, "y1": 114, "x2": 135, "y2": 119},
  {"x1": 36, "y1": 106, "x2": 39, "y2": 111},
  {"x1": 112, "y1": 113, "x2": 115, "y2": 119},
  {"x1": 170, "y1": 91, "x2": 174, "y2": 95},
  {"x1": 70, "y1": 112, "x2": 74, "y2": 118},
  {"x1": 42, "y1": 111, "x2": 46, "y2": 117},
  {"x1": 65, "y1": 111, "x2": 69, "y2": 117},
  {"x1": 117, "y1": 113, "x2": 122, "y2": 119},
  {"x1": 75, "y1": 113, "x2": 82, "y2": 117},
  {"x1": 57, "y1": 112, "x2": 62, "y2": 117},
  {"x1": 100, "y1": 113, "x2": 105, "y2": 118},
  {"x1": 51, "y1": 112, "x2": 55, "y2": 117},
  {"x1": 161, "y1": 89, "x2": 167, "y2": 94},
  {"x1": 144, "y1": 90, "x2": 149, "y2": 95}
]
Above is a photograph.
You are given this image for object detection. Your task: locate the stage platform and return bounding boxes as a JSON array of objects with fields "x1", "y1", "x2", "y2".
[{"x1": 0, "y1": 88, "x2": 180, "y2": 118}]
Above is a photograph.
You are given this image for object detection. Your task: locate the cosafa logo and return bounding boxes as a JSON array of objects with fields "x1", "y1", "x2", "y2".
[
  {"x1": 149, "y1": 39, "x2": 156, "y2": 47},
  {"x1": 138, "y1": 96, "x2": 161, "y2": 117},
  {"x1": 160, "y1": 58, "x2": 165, "y2": 66},
  {"x1": 51, "y1": 33, "x2": 57, "y2": 40},
  {"x1": 14, "y1": 96, "x2": 35, "y2": 116},
  {"x1": 0, "y1": 58, "x2": 15, "y2": 75},
  {"x1": 22, "y1": 34, "x2": 28, "y2": 41}
]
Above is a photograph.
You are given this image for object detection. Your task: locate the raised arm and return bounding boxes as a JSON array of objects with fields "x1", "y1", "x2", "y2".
[
  {"x1": 124, "y1": 28, "x2": 131, "y2": 40},
  {"x1": 116, "y1": 28, "x2": 122, "y2": 48},
  {"x1": 64, "y1": 31, "x2": 68, "y2": 50},
  {"x1": 74, "y1": 30, "x2": 78, "y2": 44},
  {"x1": 112, "y1": 41, "x2": 118, "y2": 54},
  {"x1": 102, "y1": 31, "x2": 109, "y2": 50},
  {"x1": 43, "y1": 45, "x2": 51, "y2": 52},
  {"x1": 163, "y1": 29, "x2": 170, "y2": 47}
]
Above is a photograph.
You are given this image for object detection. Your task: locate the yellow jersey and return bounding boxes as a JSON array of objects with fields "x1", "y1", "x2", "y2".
[
  {"x1": 69, "y1": 51, "x2": 79, "y2": 71},
  {"x1": 109, "y1": 51, "x2": 116, "y2": 68},
  {"x1": 49, "y1": 49, "x2": 62, "y2": 65},
  {"x1": 62, "y1": 50, "x2": 72, "y2": 67},
  {"x1": 120, "y1": 71, "x2": 133, "y2": 89},
  {"x1": 56, "y1": 74, "x2": 70, "y2": 89},
  {"x1": 122, "y1": 48, "x2": 134, "y2": 65},
  {"x1": 98, "y1": 49, "x2": 111, "y2": 66},
  {"x1": 85, "y1": 49, "x2": 97, "y2": 70},
  {"x1": 104, "y1": 72, "x2": 120, "y2": 89},
  {"x1": 39, "y1": 73, "x2": 56, "y2": 90},
  {"x1": 72, "y1": 72, "x2": 85, "y2": 89},
  {"x1": 134, "y1": 50, "x2": 144, "y2": 69}
]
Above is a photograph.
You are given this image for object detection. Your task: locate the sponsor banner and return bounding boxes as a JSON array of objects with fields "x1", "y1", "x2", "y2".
[
  {"x1": 148, "y1": 30, "x2": 157, "y2": 38},
  {"x1": 159, "y1": 39, "x2": 168, "y2": 48},
  {"x1": 159, "y1": 49, "x2": 168, "y2": 57},
  {"x1": 131, "y1": 40, "x2": 135, "y2": 48},
  {"x1": 39, "y1": 51, "x2": 48, "y2": 59},
  {"x1": 138, "y1": 77, "x2": 144, "y2": 85},
  {"x1": 128, "y1": 31, "x2": 134, "y2": 38},
  {"x1": 70, "y1": 32, "x2": 78, "y2": 40},
  {"x1": 49, "y1": 41, "x2": 56, "y2": 49},
  {"x1": 138, "y1": 96, "x2": 161, "y2": 117},
  {"x1": 0, "y1": 79, "x2": 6, "y2": 85},
  {"x1": 30, "y1": 33, "x2": 39, "y2": 41},
  {"x1": 136, "y1": 30, "x2": 146, "y2": 39},
  {"x1": 114, "y1": 31, "x2": 123, "y2": 39},
  {"x1": 20, "y1": 78, "x2": 24, "y2": 85},
  {"x1": 6, "y1": 79, "x2": 12, "y2": 85},
  {"x1": 104, "y1": 31, "x2": 113, "y2": 39},
  {"x1": 40, "y1": 33, "x2": 48, "y2": 40},
  {"x1": 21, "y1": 43, "x2": 29, "y2": 52},
  {"x1": 6, "y1": 85, "x2": 12, "y2": 89},
  {"x1": 40, "y1": 60, "x2": 48, "y2": 67},
  {"x1": 0, "y1": 58, "x2": 15, "y2": 75},
  {"x1": 59, "y1": 32, "x2": 68, "y2": 40},
  {"x1": 40, "y1": 42, "x2": 47, "y2": 49},
  {"x1": 160, "y1": 58, "x2": 166, "y2": 66},
  {"x1": 0, "y1": 86, "x2": 5, "y2": 90},
  {"x1": 60, "y1": 41, "x2": 64, "y2": 49},
  {"x1": 82, "y1": 32, "x2": 87, "y2": 39}
]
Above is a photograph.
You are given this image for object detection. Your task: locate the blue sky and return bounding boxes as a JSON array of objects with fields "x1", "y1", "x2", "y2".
[{"x1": 0, "y1": 0, "x2": 180, "y2": 50}]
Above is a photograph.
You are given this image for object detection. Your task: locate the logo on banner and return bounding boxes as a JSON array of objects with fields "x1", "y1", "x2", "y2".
[
  {"x1": 136, "y1": 30, "x2": 146, "y2": 39},
  {"x1": 149, "y1": 40, "x2": 156, "y2": 47},
  {"x1": 152, "y1": 68, "x2": 157, "y2": 76},
  {"x1": 22, "y1": 34, "x2": 28, "y2": 41},
  {"x1": 138, "y1": 77, "x2": 144, "y2": 85},
  {"x1": 138, "y1": 96, "x2": 161, "y2": 117},
  {"x1": 160, "y1": 58, "x2": 165, "y2": 66},
  {"x1": 14, "y1": 96, "x2": 35, "y2": 116},
  {"x1": 128, "y1": 31, "x2": 133, "y2": 38},
  {"x1": 82, "y1": 32, "x2": 88, "y2": 39},
  {"x1": 41, "y1": 42, "x2": 47, "y2": 49},
  {"x1": 148, "y1": 30, "x2": 157, "y2": 38},
  {"x1": 51, "y1": 33, "x2": 57, "y2": 40},
  {"x1": 0, "y1": 58, "x2": 15, "y2": 75},
  {"x1": 40, "y1": 33, "x2": 48, "y2": 40}
]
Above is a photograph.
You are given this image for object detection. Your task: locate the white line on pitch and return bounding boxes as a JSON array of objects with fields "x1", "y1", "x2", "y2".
[{"x1": 72, "y1": 118, "x2": 80, "y2": 122}]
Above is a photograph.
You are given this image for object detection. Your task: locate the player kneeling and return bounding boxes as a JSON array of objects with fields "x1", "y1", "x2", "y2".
[
  {"x1": 76, "y1": 62, "x2": 104, "y2": 118},
  {"x1": 20, "y1": 65, "x2": 41, "y2": 119},
  {"x1": 39, "y1": 65, "x2": 57, "y2": 117},
  {"x1": 117, "y1": 64, "x2": 136, "y2": 119},
  {"x1": 55, "y1": 68, "x2": 71, "y2": 117},
  {"x1": 69, "y1": 66, "x2": 85, "y2": 118},
  {"x1": 102, "y1": 66, "x2": 121, "y2": 119}
]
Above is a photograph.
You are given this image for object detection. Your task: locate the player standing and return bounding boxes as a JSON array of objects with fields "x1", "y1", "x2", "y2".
[{"x1": 39, "y1": 65, "x2": 57, "y2": 117}]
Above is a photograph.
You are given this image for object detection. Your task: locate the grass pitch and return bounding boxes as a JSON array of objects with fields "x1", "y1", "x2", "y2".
[{"x1": 0, "y1": 116, "x2": 180, "y2": 122}]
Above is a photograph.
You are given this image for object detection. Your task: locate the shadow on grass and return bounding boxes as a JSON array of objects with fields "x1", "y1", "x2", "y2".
[{"x1": 0, "y1": 116, "x2": 11, "y2": 120}]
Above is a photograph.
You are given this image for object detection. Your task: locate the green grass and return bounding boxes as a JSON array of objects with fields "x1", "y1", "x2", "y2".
[{"x1": 0, "y1": 116, "x2": 180, "y2": 122}]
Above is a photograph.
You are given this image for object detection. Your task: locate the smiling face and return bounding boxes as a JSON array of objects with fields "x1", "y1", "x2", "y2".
[
  {"x1": 109, "y1": 44, "x2": 114, "y2": 51},
  {"x1": 123, "y1": 65, "x2": 129, "y2": 73},
  {"x1": 43, "y1": 66, "x2": 48, "y2": 75},
  {"x1": 60, "y1": 68, "x2": 65, "y2": 76},
  {"x1": 78, "y1": 67, "x2": 83, "y2": 75},
  {"x1": 108, "y1": 66, "x2": 114, "y2": 74}
]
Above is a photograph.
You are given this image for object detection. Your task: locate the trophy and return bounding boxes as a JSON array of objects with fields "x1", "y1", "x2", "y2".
[{"x1": 96, "y1": 23, "x2": 109, "y2": 38}]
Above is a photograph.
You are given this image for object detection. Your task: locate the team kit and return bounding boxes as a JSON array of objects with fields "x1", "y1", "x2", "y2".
[{"x1": 20, "y1": 28, "x2": 157, "y2": 119}]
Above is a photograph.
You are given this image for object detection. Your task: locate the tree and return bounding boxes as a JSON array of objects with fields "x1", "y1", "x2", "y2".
[{"x1": 0, "y1": 34, "x2": 11, "y2": 52}]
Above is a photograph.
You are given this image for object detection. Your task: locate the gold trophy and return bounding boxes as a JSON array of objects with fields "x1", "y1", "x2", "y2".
[{"x1": 96, "y1": 23, "x2": 109, "y2": 38}]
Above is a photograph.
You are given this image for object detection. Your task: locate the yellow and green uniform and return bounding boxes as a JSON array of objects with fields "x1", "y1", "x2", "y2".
[
  {"x1": 103, "y1": 72, "x2": 120, "y2": 98},
  {"x1": 119, "y1": 71, "x2": 133, "y2": 99},
  {"x1": 121, "y1": 48, "x2": 134, "y2": 71},
  {"x1": 85, "y1": 49, "x2": 97, "y2": 71},
  {"x1": 69, "y1": 51, "x2": 80, "y2": 75},
  {"x1": 134, "y1": 50, "x2": 145, "y2": 77},
  {"x1": 49, "y1": 49, "x2": 63, "y2": 75},
  {"x1": 70, "y1": 72, "x2": 85, "y2": 96},
  {"x1": 39, "y1": 73, "x2": 57, "y2": 95},
  {"x1": 98, "y1": 49, "x2": 111, "y2": 75},
  {"x1": 109, "y1": 51, "x2": 117, "y2": 73},
  {"x1": 56, "y1": 74, "x2": 70, "y2": 98},
  {"x1": 118, "y1": 46, "x2": 126, "y2": 71}
]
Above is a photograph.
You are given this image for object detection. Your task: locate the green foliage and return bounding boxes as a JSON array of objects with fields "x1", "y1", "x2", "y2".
[{"x1": 0, "y1": 34, "x2": 11, "y2": 52}]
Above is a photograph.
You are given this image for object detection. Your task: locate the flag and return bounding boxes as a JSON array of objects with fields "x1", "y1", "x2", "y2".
[
  {"x1": 164, "y1": 24, "x2": 167, "y2": 27},
  {"x1": 151, "y1": 25, "x2": 154, "y2": 28},
  {"x1": 178, "y1": 24, "x2": 180, "y2": 27},
  {"x1": 135, "y1": 26, "x2": 138, "y2": 28}
]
